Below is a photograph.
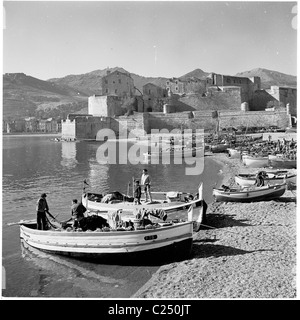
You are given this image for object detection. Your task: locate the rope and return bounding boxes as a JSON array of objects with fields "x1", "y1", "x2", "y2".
[{"x1": 199, "y1": 223, "x2": 241, "y2": 235}]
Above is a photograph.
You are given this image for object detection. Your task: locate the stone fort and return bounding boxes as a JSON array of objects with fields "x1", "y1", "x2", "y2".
[{"x1": 61, "y1": 70, "x2": 296, "y2": 140}]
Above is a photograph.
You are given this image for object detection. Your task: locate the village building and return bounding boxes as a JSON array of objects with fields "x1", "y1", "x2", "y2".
[{"x1": 101, "y1": 70, "x2": 135, "y2": 97}]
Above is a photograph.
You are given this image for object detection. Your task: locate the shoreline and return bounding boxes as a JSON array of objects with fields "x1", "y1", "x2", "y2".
[
  {"x1": 132, "y1": 153, "x2": 297, "y2": 299},
  {"x1": 3, "y1": 133, "x2": 61, "y2": 137}
]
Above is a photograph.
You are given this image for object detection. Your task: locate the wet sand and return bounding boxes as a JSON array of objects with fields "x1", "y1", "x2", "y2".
[{"x1": 133, "y1": 153, "x2": 297, "y2": 299}]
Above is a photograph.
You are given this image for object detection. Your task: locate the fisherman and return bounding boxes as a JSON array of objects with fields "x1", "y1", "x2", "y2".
[
  {"x1": 134, "y1": 180, "x2": 142, "y2": 205},
  {"x1": 63, "y1": 199, "x2": 87, "y2": 229},
  {"x1": 36, "y1": 193, "x2": 50, "y2": 230},
  {"x1": 141, "y1": 169, "x2": 152, "y2": 203},
  {"x1": 255, "y1": 172, "x2": 265, "y2": 187}
]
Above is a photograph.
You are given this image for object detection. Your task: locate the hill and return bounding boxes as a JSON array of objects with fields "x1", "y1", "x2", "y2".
[
  {"x1": 235, "y1": 68, "x2": 297, "y2": 89},
  {"x1": 3, "y1": 73, "x2": 88, "y2": 119}
]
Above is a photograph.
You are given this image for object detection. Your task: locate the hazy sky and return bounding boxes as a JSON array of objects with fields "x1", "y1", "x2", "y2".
[{"x1": 2, "y1": 1, "x2": 298, "y2": 80}]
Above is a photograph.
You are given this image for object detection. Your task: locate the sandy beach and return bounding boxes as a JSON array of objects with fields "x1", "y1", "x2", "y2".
[{"x1": 133, "y1": 153, "x2": 297, "y2": 299}]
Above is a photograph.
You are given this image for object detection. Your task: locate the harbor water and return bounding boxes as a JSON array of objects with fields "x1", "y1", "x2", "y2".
[{"x1": 2, "y1": 135, "x2": 223, "y2": 298}]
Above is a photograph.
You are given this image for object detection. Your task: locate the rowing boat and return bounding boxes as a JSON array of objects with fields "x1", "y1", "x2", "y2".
[
  {"x1": 235, "y1": 171, "x2": 296, "y2": 187},
  {"x1": 268, "y1": 155, "x2": 297, "y2": 169},
  {"x1": 242, "y1": 155, "x2": 269, "y2": 168},
  {"x1": 213, "y1": 183, "x2": 286, "y2": 202}
]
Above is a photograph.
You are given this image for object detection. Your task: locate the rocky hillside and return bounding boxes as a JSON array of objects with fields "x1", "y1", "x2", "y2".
[
  {"x1": 3, "y1": 73, "x2": 88, "y2": 119},
  {"x1": 235, "y1": 68, "x2": 297, "y2": 89}
]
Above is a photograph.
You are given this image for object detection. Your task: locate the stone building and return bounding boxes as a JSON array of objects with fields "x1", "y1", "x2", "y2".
[
  {"x1": 142, "y1": 83, "x2": 168, "y2": 112},
  {"x1": 266, "y1": 86, "x2": 297, "y2": 116},
  {"x1": 166, "y1": 77, "x2": 207, "y2": 96},
  {"x1": 101, "y1": 70, "x2": 135, "y2": 97}
]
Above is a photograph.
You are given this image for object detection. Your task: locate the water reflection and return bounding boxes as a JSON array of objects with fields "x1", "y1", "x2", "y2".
[{"x1": 60, "y1": 142, "x2": 78, "y2": 168}]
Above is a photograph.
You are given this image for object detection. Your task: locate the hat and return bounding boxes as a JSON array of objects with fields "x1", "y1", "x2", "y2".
[{"x1": 41, "y1": 193, "x2": 47, "y2": 198}]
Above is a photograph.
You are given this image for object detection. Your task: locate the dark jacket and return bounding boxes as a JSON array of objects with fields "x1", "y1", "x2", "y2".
[
  {"x1": 71, "y1": 203, "x2": 86, "y2": 220},
  {"x1": 134, "y1": 185, "x2": 142, "y2": 198},
  {"x1": 36, "y1": 197, "x2": 49, "y2": 213}
]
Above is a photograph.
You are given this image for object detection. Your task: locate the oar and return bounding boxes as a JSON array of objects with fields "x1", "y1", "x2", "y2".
[{"x1": 7, "y1": 219, "x2": 36, "y2": 226}]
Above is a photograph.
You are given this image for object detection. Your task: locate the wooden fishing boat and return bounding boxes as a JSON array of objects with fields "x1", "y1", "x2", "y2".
[
  {"x1": 210, "y1": 143, "x2": 230, "y2": 153},
  {"x1": 81, "y1": 183, "x2": 206, "y2": 230},
  {"x1": 242, "y1": 155, "x2": 269, "y2": 168},
  {"x1": 235, "y1": 171, "x2": 296, "y2": 187},
  {"x1": 268, "y1": 154, "x2": 297, "y2": 169},
  {"x1": 19, "y1": 219, "x2": 194, "y2": 263},
  {"x1": 212, "y1": 183, "x2": 286, "y2": 202},
  {"x1": 143, "y1": 146, "x2": 204, "y2": 160}
]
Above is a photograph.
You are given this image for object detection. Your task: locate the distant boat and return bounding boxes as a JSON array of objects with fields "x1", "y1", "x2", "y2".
[
  {"x1": 235, "y1": 171, "x2": 296, "y2": 187},
  {"x1": 143, "y1": 146, "x2": 204, "y2": 160},
  {"x1": 213, "y1": 183, "x2": 286, "y2": 202},
  {"x1": 242, "y1": 155, "x2": 269, "y2": 168},
  {"x1": 268, "y1": 154, "x2": 297, "y2": 169},
  {"x1": 210, "y1": 143, "x2": 230, "y2": 153}
]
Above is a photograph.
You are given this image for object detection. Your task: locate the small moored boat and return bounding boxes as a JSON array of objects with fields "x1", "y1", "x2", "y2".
[
  {"x1": 235, "y1": 170, "x2": 296, "y2": 187},
  {"x1": 213, "y1": 183, "x2": 286, "y2": 202},
  {"x1": 268, "y1": 155, "x2": 297, "y2": 169},
  {"x1": 242, "y1": 155, "x2": 269, "y2": 168}
]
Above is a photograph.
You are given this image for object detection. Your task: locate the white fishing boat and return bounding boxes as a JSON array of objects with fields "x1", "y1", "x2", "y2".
[
  {"x1": 143, "y1": 146, "x2": 204, "y2": 160},
  {"x1": 19, "y1": 219, "x2": 194, "y2": 263},
  {"x1": 242, "y1": 155, "x2": 269, "y2": 168},
  {"x1": 81, "y1": 183, "x2": 206, "y2": 230},
  {"x1": 268, "y1": 154, "x2": 297, "y2": 169},
  {"x1": 235, "y1": 170, "x2": 296, "y2": 187},
  {"x1": 213, "y1": 183, "x2": 286, "y2": 202}
]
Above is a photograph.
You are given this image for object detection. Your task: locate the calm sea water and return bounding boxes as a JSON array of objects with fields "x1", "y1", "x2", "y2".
[{"x1": 2, "y1": 135, "x2": 223, "y2": 298}]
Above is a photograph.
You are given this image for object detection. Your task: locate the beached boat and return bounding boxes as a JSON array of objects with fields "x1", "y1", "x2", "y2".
[
  {"x1": 81, "y1": 183, "x2": 206, "y2": 230},
  {"x1": 19, "y1": 219, "x2": 194, "y2": 263},
  {"x1": 242, "y1": 155, "x2": 269, "y2": 168},
  {"x1": 212, "y1": 183, "x2": 286, "y2": 202},
  {"x1": 268, "y1": 155, "x2": 297, "y2": 169},
  {"x1": 235, "y1": 171, "x2": 296, "y2": 187},
  {"x1": 210, "y1": 143, "x2": 230, "y2": 153}
]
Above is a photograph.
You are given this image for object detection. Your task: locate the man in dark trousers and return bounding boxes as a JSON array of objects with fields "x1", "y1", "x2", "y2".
[
  {"x1": 36, "y1": 193, "x2": 50, "y2": 230},
  {"x1": 134, "y1": 180, "x2": 142, "y2": 204},
  {"x1": 70, "y1": 199, "x2": 87, "y2": 228}
]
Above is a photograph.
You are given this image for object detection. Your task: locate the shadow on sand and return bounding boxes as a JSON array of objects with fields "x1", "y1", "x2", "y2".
[{"x1": 191, "y1": 242, "x2": 275, "y2": 259}]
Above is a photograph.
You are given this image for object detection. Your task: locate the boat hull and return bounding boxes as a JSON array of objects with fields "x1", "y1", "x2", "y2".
[
  {"x1": 242, "y1": 155, "x2": 269, "y2": 168},
  {"x1": 20, "y1": 221, "x2": 194, "y2": 263},
  {"x1": 235, "y1": 173, "x2": 296, "y2": 187},
  {"x1": 268, "y1": 156, "x2": 297, "y2": 169},
  {"x1": 210, "y1": 144, "x2": 230, "y2": 153},
  {"x1": 82, "y1": 193, "x2": 205, "y2": 223},
  {"x1": 143, "y1": 147, "x2": 204, "y2": 160},
  {"x1": 213, "y1": 184, "x2": 286, "y2": 202}
]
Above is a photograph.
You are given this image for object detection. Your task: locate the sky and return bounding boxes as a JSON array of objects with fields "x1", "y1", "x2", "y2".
[{"x1": 1, "y1": 0, "x2": 298, "y2": 80}]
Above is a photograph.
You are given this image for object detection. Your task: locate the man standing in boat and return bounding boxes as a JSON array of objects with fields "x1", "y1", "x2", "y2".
[
  {"x1": 36, "y1": 193, "x2": 50, "y2": 230},
  {"x1": 141, "y1": 169, "x2": 152, "y2": 203},
  {"x1": 70, "y1": 199, "x2": 86, "y2": 228}
]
